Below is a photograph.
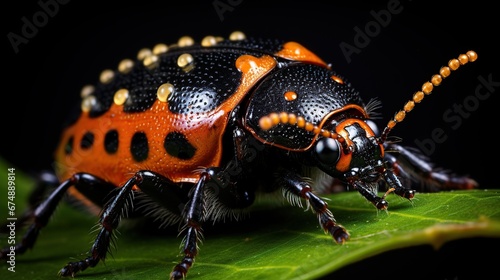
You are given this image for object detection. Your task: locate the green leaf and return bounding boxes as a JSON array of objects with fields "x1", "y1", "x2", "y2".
[{"x1": 1, "y1": 156, "x2": 499, "y2": 280}]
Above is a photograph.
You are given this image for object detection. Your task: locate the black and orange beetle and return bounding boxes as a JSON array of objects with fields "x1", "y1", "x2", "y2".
[{"x1": 1, "y1": 31, "x2": 478, "y2": 279}]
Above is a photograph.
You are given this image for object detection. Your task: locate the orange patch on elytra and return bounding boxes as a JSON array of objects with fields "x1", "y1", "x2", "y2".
[
  {"x1": 275, "y1": 41, "x2": 328, "y2": 67},
  {"x1": 284, "y1": 91, "x2": 297, "y2": 101},
  {"x1": 331, "y1": 75, "x2": 344, "y2": 84}
]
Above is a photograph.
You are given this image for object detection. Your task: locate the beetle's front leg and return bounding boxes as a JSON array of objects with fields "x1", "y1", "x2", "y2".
[
  {"x1": 344, "y1": 159, "x2": 415, "y2": 212},
  {"x1": 350, "y1": 180, "x2": 390, "y2": 210},
  {"x1": 275, "y1": 169, "x2": 349, "y2": 244},
  {"x1": 382, "y1": 166, "x2": 416, "y2": 200}
]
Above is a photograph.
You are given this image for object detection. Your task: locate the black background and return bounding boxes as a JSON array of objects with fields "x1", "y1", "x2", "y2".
[{"x1": 2, "y1": 1, "x2": 499, "y2": 279}]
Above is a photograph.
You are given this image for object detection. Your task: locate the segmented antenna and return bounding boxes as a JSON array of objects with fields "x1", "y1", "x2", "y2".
[{"x1": 379, "y1": 50, "x2": 478, "y2": 143}]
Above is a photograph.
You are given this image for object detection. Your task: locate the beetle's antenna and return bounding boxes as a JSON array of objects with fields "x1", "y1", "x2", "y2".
[{"x1": 379, "y1": 50, "x2": 478, "y2": 143}]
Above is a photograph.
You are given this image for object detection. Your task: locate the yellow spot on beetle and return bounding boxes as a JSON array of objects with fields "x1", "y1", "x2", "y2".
[
  {"x1": 157, "y1": 83, "x2": 174, "y2": 102},
  {"x1": 229, "y1": 31, "x2": 246, "y2": 41},
  {"x1": 118, "y1": 59, "x2": 134, "y2": 74},
  {"x1": 80, "y1": 85, "x2": 95, "y2": 98},
  {"x1": 143, "y1": 54, "x2": 159, "y2": 69},
  {"x1": 81, "y1": 95, "x2": 96, "y2": 112},
  {"x1": 201, "y1": 36, "x2": 219, "y2": 47},
  {"x1": 178, "y1": 36, "x2": 194, "y2": 47},
  {"x1": 153, "y1": 43, "x2": 168, "y2": 55},
  {"x1": 114, "y1": 88, "x2": 129, "y2": 105},
  {"x1": 177, "y1": 53, "x2": 194, "y2": 70},
  {"x1": 99, "y1": 69, "x2": 114, "y2": 84},
  {"x1": 137, "y1": 48, "x2": 152, "y2": 60}
]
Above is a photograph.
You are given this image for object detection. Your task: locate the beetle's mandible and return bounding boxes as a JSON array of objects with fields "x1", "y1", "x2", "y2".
[{"x1": 1, "y1": 31, "x2": 478, "y2": 279}]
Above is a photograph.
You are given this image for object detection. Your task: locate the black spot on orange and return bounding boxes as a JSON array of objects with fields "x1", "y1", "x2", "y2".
[
  {"x1": 164, "y1": 132, "x2": 196, "y2": 160},
  {"x1": 131, "y1": 131, "x2": 149, "y2": 162},
  {"x1": 104, "y1": 129, "x2": 119, "y2": 154},
  {"x1": 80, "y1": 132, "x2": 94, "y2": 150}
]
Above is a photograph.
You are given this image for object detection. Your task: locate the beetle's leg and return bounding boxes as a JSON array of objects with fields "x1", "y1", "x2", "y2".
[
  {"x1": 168, "y1": 127, "x2": 263, "y2": 279},
  {"x1": 170, "y1": 171, "x2": 211, "y2": 280},
  {"x1": 351, "y1": 180, "x2": 390, "y2": 210},
  {"x1": 275, "y1": 169, "x2": 350, "y2": 244},
  {"x1": 384, "y1": 143, "x2": 478, "y2": 192},
  {"x1": 59, "y1": 170, "x2": 187, "y2": 277},
  {"x1": 0, "y1": 172, "x2": 114, "y2": 260},
  {"x1": 382, "y1": 166, "x2": 416, "y2": 200},
  {"x1": 59, "y1": 173, "x2": 138, "y2": 276},
  {"x1": 26, "y1": 171, "x2": 60, "y2": 215}
]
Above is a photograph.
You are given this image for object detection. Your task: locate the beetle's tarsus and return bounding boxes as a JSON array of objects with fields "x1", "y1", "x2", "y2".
[
  {"x1": 59, "y1": 257, "x2": 97, "y2": 277},
  {"x1": 170, "y1": 257, "x2": 192, "y2": 280},
  {"x1": 330, "y1": 226, "x2": 350, "y2": 244}
]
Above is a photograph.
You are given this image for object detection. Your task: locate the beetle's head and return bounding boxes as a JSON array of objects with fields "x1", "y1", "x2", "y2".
[{"x1": 310, "y1": 117, "x2": 385, "y2": 184}]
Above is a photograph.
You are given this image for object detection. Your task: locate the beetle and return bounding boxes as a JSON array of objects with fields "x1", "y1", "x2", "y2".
[{"x1": 1, "y1": 31, "x2": 478, "y2": 279}]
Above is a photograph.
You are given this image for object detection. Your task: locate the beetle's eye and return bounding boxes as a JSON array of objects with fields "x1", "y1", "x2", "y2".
[
  {"x1": 314, "y1": 138, "x2": 340, "y2": 165},
  {"x1": 365, "y1": 119, "x2": 379, "y2": 137}
]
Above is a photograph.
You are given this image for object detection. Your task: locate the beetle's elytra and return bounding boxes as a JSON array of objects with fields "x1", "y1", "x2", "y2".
[{"x1": 1, "y1": 31, "x2": 478, "y2": 279}]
